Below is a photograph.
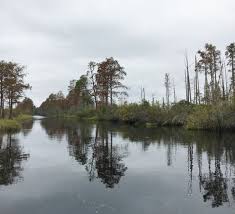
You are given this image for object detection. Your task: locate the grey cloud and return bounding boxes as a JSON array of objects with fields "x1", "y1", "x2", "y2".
[{"x1": 0, "y1": 0, "x2": 235, "y2": 106}]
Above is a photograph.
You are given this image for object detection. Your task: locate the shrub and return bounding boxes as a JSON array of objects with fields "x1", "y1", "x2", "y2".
[{"x1": 185, "y1": 102, "x2": 234, "y2": 130}]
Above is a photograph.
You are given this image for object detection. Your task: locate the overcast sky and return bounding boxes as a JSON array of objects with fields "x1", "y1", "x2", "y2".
[{"x1": 0, "y1": 0, "x2": 234, "y2": 106}]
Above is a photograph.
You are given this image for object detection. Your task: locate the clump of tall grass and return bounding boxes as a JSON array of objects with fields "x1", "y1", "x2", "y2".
[
  {"x1": 0, "y1": 119, "x2": 21, "y2": 131},
  {"x1": 0, "y1": 114, "x2": 33, "y2": 132}
]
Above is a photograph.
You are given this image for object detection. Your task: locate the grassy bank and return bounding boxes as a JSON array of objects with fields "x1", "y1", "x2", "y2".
[
  {"x1": 0, "y1": 114, "x2": 33, "y2": 131},
  {"x1": 0, "y1": 119, "x2": 21, "y2": 131}
]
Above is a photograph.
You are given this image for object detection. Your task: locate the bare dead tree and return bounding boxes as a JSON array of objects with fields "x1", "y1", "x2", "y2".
[
  {"x1": 87, "y1": 61, "x2": 98, "y2": 109},
  {"x1": 185, "y1": 52, "x2": 192, "y2": 103},
  {"x1": 194, "y1": 56, "x2": 200, "y2": 104},
  {"x1": 164, "y1": 73, "x2": 171, "y2": 107},
  {"x1": 172, "y1": 78, "x2": 177, "y2": 103}
]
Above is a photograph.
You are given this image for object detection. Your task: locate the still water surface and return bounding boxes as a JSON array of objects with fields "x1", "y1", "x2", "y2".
[{"x1": 0, "y1": 118, "x2": 235, "y2": 214}]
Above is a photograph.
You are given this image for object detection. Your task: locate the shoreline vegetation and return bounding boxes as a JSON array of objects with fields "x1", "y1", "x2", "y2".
[
  {"x1": 0, "y1": 114, "x2": 33, "y2": 131},
  {"x1": 35, "y1": 43, "x2": 235, "y2": 131},
  {"x1": 37, "y1": 100, "x2": 235, "y2": 131},
  {"x1": 1, "y1": 43, "x2": 235, "y2": 132},
  {"x1": 0, "y1": 60, "x2": 33, "y2": 131}
]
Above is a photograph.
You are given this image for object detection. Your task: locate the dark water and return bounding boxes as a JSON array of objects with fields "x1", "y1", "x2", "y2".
[{"x1": 0, "y1": 119, "x2": 235, "y2": 214}]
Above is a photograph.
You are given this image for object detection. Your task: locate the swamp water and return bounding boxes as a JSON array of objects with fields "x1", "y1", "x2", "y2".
[{"x1": 0, "y1": 118, "x2": 234, "y2": 214}]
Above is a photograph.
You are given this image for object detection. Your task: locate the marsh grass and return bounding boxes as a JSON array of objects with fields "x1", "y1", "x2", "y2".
[
  {"x1": 0, "y1": 119, "x2": 21, "y2": 131},
  {"x1": 0, "y1": 114, "x2": 33, "y2": 131}
]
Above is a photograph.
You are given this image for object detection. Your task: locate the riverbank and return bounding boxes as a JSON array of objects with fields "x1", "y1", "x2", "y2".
[
  {"x1": 37, "y1": 101, "x2": 235, "y2": 131},
  {"x1": 0, "y1": 114, "x2": 33, "y2": 131},
  {"x1": 80, "y1": 102, "x2": 235, "y2": 131}
]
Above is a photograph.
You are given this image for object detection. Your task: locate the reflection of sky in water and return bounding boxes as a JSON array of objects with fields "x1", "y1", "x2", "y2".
[{"x1": 0, "y1": 119, "x2": 234, "y2": 214}]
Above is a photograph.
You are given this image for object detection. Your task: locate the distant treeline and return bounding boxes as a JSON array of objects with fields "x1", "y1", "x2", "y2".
[
  {"x1": 36, "y1": 43, "x2": 235, "y2": 130},
  {"x1": 36, "y1": 57, "x2": 127, "y2": 116}
]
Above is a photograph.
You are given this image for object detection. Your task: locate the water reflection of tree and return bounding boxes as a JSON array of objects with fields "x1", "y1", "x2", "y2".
[
  {"x1": 88, "y1": 125, "x2": 128, "y2": 188},
  {"x1": 0, "y1": 132, "x2": 29, "y2": 186},
  {"x1": 40, "y1": 119, "x2": 70, "y2": 141},
  {"x1": 41, "y1": 119, "x2": 235, "y2": 204},
  {"x1": 232, "y1": 181, "x2": 235, "y2": 201},
  {"x1": 21, "y1": 120, "x2": 34, "y2": 137},
  {"x1": 41, "y1": 119, "x2": 128, "y2": 188},
  {"x1": 41, "y1": 119, "x2": 93, "y2": 165},
  {"x1": 112, "y1": 126, "x2": 235, "y2": 207},
  {"x1": 197, "y1": 136, "x2": 229, "y2": 207},
  {"x1": 67, "y1": 123, "x2": 92, "y2": 165},
  {"x1": 200, "y1": 161, "x2": 229, "y2": 207}
]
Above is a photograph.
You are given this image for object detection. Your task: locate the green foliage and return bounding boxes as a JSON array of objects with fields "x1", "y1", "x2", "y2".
[
  {"x1": 114, "y1": 102, "x2": 159, "y2": 123},
  {"x1": 186, "y1": 105, "x2": 213, "y2": 130},
  {"x1": 76, "y1": 108, "x2": 96, "y2": 119},
  {"x1": 82, "y1": 100, "x2": 195, "y2": 127},
  {"x1": 185, "y1": 102, "x2": 235, "y2": 130},
  {"x1": 15, "y1": 98, "x2": 34, "y2": 116},
  {"x1": 37, "y1": 75, "x2": 93, "y2": 117},
  {"x1": 0, "y1": 114, "x2": 33, "y2": 131},
  {"x1": 0, "y1": 61, "x2": 31, "y2": 119},
  {"x1": 96, "y1": 106, "x2": 118, "y2": 121},
  {"x1": 0, "y1": 119, "x2": 21, "y2": 131},
  {"x1": 34, "y1": 45, "x2": 235, "y2": 131}
]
